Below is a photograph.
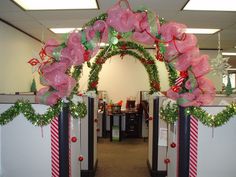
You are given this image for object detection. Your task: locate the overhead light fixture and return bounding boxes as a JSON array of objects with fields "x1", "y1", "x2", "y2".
[
  {"x1": 183, "y1": 0, "x2": 236, "y2": 11},
  {"x1": 185, "y1": 28, "x2": 220, "y2": 34},
  {"x1": 12, "y1": 0, "x2": 98, "y2": 10},
  {"x1": 50, "y1": 28, "x2": 82, "y2": 34},
  {"x1": 222, "y1": 52, "x2": 236, "y2": 56}
]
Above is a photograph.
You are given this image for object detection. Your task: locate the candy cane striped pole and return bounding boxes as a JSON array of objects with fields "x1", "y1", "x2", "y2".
[
  {"x1": 51, "y1": 117, "x2": 59, "y2": 177},
  {"x1": 178, "y1": 106, "x2": 190, "y2": 177},
  {"x1": 189, "y1": 116, "x2": 199, "y2": 177}
]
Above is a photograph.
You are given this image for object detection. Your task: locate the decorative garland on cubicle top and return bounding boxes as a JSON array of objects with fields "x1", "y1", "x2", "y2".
[
  {"x1": 1, "y1": 0, "x2": 235, "y2": 127},
  {"x1": 160, "y1": 101, "x2": 236, "y2": 127},
  {"x1": 0, "y1": 100, "x2": 87, "y2": 126}
]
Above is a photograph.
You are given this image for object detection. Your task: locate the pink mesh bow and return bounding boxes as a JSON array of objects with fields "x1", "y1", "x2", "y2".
[{"x1": 106, "y1": 0, "x2": 135, "y2": 32}]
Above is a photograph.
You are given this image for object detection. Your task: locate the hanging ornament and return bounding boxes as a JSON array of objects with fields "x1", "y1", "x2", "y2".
[
  {"x1": 71, "y1": 136, "x2": 77, "y2": 143},
  {"x1": 171, "y1": 85, "x2": 180, "y2": 93},
  {"x1": 78, "y1": 155, "x2": 84, "y2": 162},
  {"x1": 211, "y1": 32, "x2": 231, "y2": 76},
  {"x1": 164, "y1": 158, "x2": 170, "y2": 164},
  {"x1": 170, "y1": 142, "x2": 176, "y2": 148}
]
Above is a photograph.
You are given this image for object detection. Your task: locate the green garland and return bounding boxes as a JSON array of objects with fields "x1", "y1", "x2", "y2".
[
  {"x1": 161, "y1": 102, "x2": 236, "y2": 127},
  {"x1": 0, "y1": 100, "x2": 87, "y2": 126},
  {"x1": 87, "y1": 41, "x2": 161, "y2": 94}
]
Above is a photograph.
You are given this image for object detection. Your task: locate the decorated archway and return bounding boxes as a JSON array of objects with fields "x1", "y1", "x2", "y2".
[
  {"x1": 0, "y1": 1, "x2": 236, "y2": 177},
  {"x1": 0, "y1": 0, "x2": 235, "y2": 127}
]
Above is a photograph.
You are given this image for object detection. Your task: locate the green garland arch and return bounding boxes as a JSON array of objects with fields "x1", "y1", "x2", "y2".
[{"x1": 87, "y1": 40, "x2": 178, "y2": 93}]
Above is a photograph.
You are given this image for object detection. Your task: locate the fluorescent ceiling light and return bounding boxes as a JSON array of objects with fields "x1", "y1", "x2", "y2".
[
  {"x1": 183, "y1": 0, "x2": 236, "y2": 11},
  {"x1": 12, "y1": 0, "x2": 98, "y2": 10},
  {"x1": 50, "y1": 28, "x2": 82, "y2": 34},
  {"x1": 222, "y1": 52, "x2": 236, "y2": 56},
  {"x1": 185, "y1": 28, "x2": 220, "y2": 34}
]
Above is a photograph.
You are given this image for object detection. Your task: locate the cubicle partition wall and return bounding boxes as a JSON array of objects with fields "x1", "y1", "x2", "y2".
[
  {"x1": 0, "y1": 104, "x2": 52, "y2": 177},
  {"x1": 196, "y1": 106, "x2": 236, "y2": 177},
  {"x1": 0, "y1": 95, "x2": 98, "y2": 177},
  {"x1": 147, "y1": 96, "x2": 168, "y2": 177},
  {"x1": 166, "y1": 96, "x2": 236, "y2": 177},
  {"x1": 80, "y1": 97, "x2": 98, "y2": 177}
]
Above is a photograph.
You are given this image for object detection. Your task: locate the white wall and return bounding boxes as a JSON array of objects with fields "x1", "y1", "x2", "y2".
[{"x1": 0, "y1": 21, "x2": 41, "y2": 93}]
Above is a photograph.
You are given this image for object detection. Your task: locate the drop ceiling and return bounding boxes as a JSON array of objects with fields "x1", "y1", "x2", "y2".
[{"x1": 0, "y1": 0, "x2": 236, "y2": 65}]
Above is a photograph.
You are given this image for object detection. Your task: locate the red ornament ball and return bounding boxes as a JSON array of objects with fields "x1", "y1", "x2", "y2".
[
  {"x1": 164, "y1": 158, "x2": 170, "y2": 164},
  {"x1": 180, "y1": 71, "x2": 188, "y2": 78},
  {"x1": 170, "y1": 142, "x2": 176, "y2": 148},
  {"x1": 171, "y1": 85, "x2": 180, "y2": 92},
  {"x1": 78, "y1": 155, "x2": 84, "y2": 162},
  {"x1": 71, "y1": 137, "x2": 77, "y2": 143}
]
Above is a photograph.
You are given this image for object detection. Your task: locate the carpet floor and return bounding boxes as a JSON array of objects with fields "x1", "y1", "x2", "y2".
[{"x1": 95, "y1": 138, "x2": 150, "y2": 177}]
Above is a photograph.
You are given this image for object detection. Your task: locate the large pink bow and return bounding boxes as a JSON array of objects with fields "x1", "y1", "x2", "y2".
[
  {"x1": 106, "y1": 0, "x2": 135, "y2": 32},
  {"x1": 132, "y1": 12, "x2": 157, "y2": 45},
  {"x1": 160, "y1": 22, "x2": 186, "y2": 42},
  {"x1": 44, "y1": 39, "x2": 60, "y2": 56},
  {"x1": 36, "y1": 87, "x2": 60, "y2": 106},
  {"x1": 175, "y1": 47, "x2": 200, "y2": 71},
  {"x1": 167, "y1": 76, "x2": 215, "y2": 107},
  {"x1": 191, "y1": 55, "x2": 211, "y2": 77},
  {"x1": 60, "y1": 45, "x2": 85, "y2": 67},
  {"x1": 36, "y1": 62, "x2": 76, "y2": 105}
]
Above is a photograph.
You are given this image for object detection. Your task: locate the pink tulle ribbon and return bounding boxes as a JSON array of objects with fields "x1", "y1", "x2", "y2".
[{"x1": 106, "y1": 0, "x2": 135, "y2": 32}]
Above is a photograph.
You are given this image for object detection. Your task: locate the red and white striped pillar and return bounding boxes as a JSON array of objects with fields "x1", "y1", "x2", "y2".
[
  {"x1": 51, "y1": 117, "x2": 60, "y2": 177},
  {"x1": 189, "y1": 116, "x2": 199, "y2": 177}
]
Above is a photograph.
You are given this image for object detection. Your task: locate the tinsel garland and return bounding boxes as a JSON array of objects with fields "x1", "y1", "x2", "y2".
[
  {"x1": 160, "y1": 102, "x2": 178, "y2": 124},
  {"x1": 160, "y1": 102, "x2": 236, "y2": 127},
  {"x1": 87, "y1": 41, "x2": 161, "y2": 93},
  {"x1": 0, "y1": 100, "x2": 87, "y2": 126},
  {"x1": 69, "y1": 101, "x2": 87, "y2": 119}
]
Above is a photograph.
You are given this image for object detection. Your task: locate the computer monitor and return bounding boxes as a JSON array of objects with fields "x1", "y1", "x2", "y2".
[{"x1": 126, "y1": 100, "x2": 135, "y2": 109}]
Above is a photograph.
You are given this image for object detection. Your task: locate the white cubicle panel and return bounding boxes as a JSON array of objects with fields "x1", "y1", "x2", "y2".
[
  {"x1": 148, "y1": 96, "x2": 168, "y2": 176},
  {"x1": 0, "y1": 104, "x2": 51, "y2": 177},
  {"x1": 167, "y1": 122, "x2": 178, "y2": 177},
  {"x1": 70, "y1": 117, "x2": 81, "y2": 177},
  {"x1": 197, "y1": 106, "x2": 236, "y2": 177},
  {"x1": 93, "y1": 98, "x2": 98, "y2": 168},
  {"x1": 148, "y1": 97, "x2": 154, "y2": 168},
  {"x1": 167, "y1": 97, "x2": 236, "y2": 177},
  {"x1": 80, "y1": 96, "x2": 98, "y2": 176},
  {"x1": 158, "y1": 97, "x2": 168, "y2": 171}
]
